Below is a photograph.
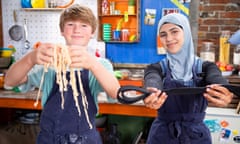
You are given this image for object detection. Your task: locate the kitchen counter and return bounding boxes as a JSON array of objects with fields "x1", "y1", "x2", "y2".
[
  {"x1": 1, "y1": 75, "x2": 240, "y2": 117},
  {"x1": 113, "y1": 63, "x2": 147, "y2": 69},
  {"x1": 0, "y1": 90, "x2": 157, "y2": 117},
  {"x1": 0, "y1": 90, "x2": 42, "y2": 110},
  {"x1": 0, "y1": 79, "x2": 158, "y2": 117}
]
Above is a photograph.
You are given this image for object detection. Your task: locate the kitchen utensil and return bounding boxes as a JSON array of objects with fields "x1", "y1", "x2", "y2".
[
  {"x1": 24, "y1": 19, "x2": 30, "y2": 50},
  {"x1": 117, "y1": 85, "x2": 240, "y2": 104},
  {"x1": 8, "y1": 10, "x2": 24, "y2": 41}
]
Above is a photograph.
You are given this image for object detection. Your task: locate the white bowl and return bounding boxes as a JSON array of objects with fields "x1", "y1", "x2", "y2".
[{"x1": 222, "y1": 71, "x2": 232, "y2": 76}]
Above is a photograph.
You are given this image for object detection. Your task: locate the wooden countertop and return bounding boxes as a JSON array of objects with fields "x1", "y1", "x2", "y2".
[
  {"x1": 1, "y1": 75, "x2": 239, "y2": 118},
  {"x1": 0, "y1": 91, "x2": 157, "y2": 117}
]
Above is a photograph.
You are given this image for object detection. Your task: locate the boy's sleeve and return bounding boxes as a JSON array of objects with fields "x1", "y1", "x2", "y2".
[
  {"x1": 18, "y1": 65, "x2": 44, "y2": 92},
  {"x1": 17, "y1": 65, "x2": 55, "y2": 107}
]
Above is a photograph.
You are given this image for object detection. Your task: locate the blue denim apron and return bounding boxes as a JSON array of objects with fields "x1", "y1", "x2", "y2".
[
  {"x1": 147, "y1": 61, "x2": 211, "y2": 144},
  {"x1": 37, "y1": 70, "x2": 102, "y2": 144}
]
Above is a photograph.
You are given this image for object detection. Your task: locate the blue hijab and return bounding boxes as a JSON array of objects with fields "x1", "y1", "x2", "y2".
[{"x1": 157, "y1": 13, "x2": 195, "y2": 81}]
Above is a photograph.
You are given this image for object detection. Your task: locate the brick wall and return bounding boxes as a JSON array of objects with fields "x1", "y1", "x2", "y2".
[{"x1": 198, "y1": 0, "x2": 240, "y2": 63}]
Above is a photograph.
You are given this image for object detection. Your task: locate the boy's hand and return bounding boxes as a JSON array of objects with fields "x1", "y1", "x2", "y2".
[
  {"x1": 68, "y1": 45, "x2": 97, "y2": 70},
  {"x1": 32, "y1": 43, "x2": 54, "y2": 65}
]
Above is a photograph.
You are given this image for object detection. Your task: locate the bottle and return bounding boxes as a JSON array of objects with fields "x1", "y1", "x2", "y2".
[
  {"x1": 200, "y1": 42, "x2": 215, "y2": 62},
  {"x1": 233, "y1": 44, "x2": 240, "y2": 65},
  {"x1": 102, "y1": 123, "x2": 121, "y2": 144},
  {"x1": 102, "y1": 0, "x2": 109, "y2": 15},
  {"x1": 0, "y1": 73, "x2": 4, "y2": 89},
  {"x1": 219, "y1": 30, "x2": 231, "y2": 64}
]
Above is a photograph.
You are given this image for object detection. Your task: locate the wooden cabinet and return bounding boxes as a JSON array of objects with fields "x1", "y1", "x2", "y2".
[
  {"x1": 0, "y1": 1, "x2": 3, "y2": 47},
  {"x1": 97, "y1": 0, "x2": 140, "y2": 43}
]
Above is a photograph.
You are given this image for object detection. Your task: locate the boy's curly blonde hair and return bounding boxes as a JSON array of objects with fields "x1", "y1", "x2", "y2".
[{"x1": 59, "y1": 4, "x2": 97, "y2": 33}]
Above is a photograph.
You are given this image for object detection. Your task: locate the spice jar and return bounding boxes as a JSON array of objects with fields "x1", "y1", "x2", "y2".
[
  {"x1": 233, "y1": 44, "x2": 240, "y2": 65},
  {"x1": 121, "y1": 29, "x2": 129, "y2": 41},
  {"x1": 200, "y1": 42, "x2": 215, "y2": 62},
  {"x1": 219, "y1": 30, "x2": 230, "y2": 64}
]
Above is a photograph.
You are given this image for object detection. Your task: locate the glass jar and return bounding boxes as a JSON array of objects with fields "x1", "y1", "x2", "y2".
[
  {"x1": 200, "y1": 42, "x2": 215, "y2": 62},
  {"x1": 233, "y1": 44, "x2": 240, "y2": 65},
  {"x1": 219, "y1": 30, "x2": 231, "y2": 64}
]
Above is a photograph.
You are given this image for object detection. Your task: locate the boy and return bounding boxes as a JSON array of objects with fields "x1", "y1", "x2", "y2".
[{"x1": 4, "y1": 4, "x2": 120, "y2": 144}]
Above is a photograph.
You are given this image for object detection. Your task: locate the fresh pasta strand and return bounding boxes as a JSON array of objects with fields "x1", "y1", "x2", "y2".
[
  {"x1": 56, "y1": 46, "x2": 65, "y2": 109},
  {"x1": 34, "y1": 63, "x2": 49, "y2": 107},
  {"x1": 70, "y1": 68, "x2": 81, "y2": 116},
  {"x1": 77, "y1": 70, "x2": 92, "y2": 129}
]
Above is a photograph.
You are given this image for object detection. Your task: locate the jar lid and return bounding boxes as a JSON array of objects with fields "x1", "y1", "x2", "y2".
[{"x1": 202, "y1": 42, "x2": 213, "y2": 47}]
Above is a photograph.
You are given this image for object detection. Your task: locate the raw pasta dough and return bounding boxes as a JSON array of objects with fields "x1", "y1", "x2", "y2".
[{"x1": 34, "y1": 44, "x2": 93, "y2": 129}]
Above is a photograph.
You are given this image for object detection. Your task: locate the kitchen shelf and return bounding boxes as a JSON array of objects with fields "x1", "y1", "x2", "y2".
[
  {"x1": 103, "y1": 40, "x2": 139, "y2": 43},
  {"x1": 21, "y1": 8, "x2": 64, "y2": 11},
  {"x1": 98, "y1": 14, "x2": 137, "y2": 16},
  {"x1": 97, "y1": 0, "x2": 140, "y2": 43}
]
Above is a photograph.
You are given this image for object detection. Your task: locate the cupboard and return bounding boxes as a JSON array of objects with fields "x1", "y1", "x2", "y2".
[
  {"x1": 97, "y1": 0, "x2": 140, "y2": 43},
  {"x1": 0, "y1": 1, "x2": 3, "y2": 46}
]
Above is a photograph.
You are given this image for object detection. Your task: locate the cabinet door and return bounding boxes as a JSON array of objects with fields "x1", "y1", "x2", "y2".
[
  {"x1": 0, "y1": 1, "x2": 3, "y2": 46},
  {"x1": 97, "y1": 0, "x2": 140, "y2": 43}
]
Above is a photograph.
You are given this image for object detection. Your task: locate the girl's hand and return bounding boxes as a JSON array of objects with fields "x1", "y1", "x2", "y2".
[
  {"x1": 144, "y1": 87, "x2": 168, "y2": 109},
  {"x1": 204, "y1": 84, "x2": 234, "y2": 107}
]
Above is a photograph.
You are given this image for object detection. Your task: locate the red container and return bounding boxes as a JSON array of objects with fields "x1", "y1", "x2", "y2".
[{"x1": 121, "y1": 29, "x2": 129, "y2": 41}]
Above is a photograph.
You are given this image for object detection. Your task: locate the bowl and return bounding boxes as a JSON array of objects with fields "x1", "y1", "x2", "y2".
[
  {"x1": 21, "y1": 0, "x2": 32, "y2": 8},
  {"x1": 0, "y1": 48, "x2": 14, "y2": 57},
  {"x1": 31, "y1": 0, "x2": 45, "y2": 8},
  {"x1": 222, "y1": 71, "x2": 232, "y2": 76}
]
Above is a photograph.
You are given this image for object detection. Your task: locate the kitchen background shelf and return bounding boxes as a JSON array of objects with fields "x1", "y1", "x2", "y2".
[
  {"x1": 21, "y1": 8, "x2": 64, "y2": 11},
  {"x1": 97, "y1": 0, "x2": 140, "y2": 43},
  {"x1": 99, "y1": 14, "x2": 137, "y2": 16}
]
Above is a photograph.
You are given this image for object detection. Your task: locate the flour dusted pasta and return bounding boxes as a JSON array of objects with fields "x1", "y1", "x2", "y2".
[{"x1": 34, "y1": 44, "x2": 92, "y2": 129}]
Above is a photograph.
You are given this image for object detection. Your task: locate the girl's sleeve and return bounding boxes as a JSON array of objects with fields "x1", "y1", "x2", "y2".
[
  {"x1": 203, "y1": 61, "x2": 229, "y2": 85},
  {"x1": 144, "y1": 63, "x2": 164, "y2": 90}
]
